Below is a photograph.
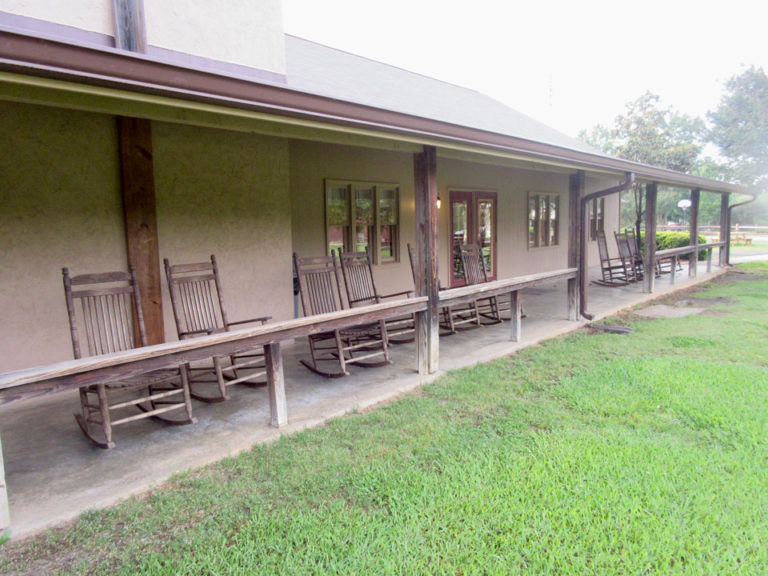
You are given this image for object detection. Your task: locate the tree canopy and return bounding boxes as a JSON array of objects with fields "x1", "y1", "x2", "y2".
[
  {"x1": 580, "y1": 69, "x2": 768, "y2": 226},
  {"x1": 708, "y1": 66, "x2": 768, "y2": 189}
]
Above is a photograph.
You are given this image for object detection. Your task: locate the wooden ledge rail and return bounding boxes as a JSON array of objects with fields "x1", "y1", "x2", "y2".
[
  {"x1": 438, "y1": 268, "x2": 578, "y2": 307},
  {"x1": 0, "y1": 296, "x2": 428, "y2": 409},
  {"x1": 439, "y1": 268, "x2": 578, "y2": 342},
  {"x1": 653, "y1": 241, "x2": 725, "y2": 283}
]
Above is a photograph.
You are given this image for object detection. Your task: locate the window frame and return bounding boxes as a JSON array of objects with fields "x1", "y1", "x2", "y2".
[
  {"x1": 527, "y1": 192, "x2": 560, "y2": 248},
  {"x1": 324, "y1": 179, "x2": 400, "y2": 264}
]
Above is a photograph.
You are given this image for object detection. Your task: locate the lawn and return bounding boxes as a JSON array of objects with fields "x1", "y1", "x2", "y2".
[{"x1": 2, "y1": 263, "x2": 768, "y2": 575}]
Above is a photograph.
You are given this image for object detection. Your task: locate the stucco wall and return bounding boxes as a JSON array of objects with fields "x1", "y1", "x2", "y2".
[
  {"x1": 0, "y1": 0, "x2": 286, "y2": 75},
  {"x1": 0, "y1": 101, "x2": 125, "y2": 371},
  {"x1": 153, "y1": 123, "x2": 293, "y2": 341},
  {"x1": 145, "y1": 0, "x2": 286, "y2": 74},
  {"x1": 0, "y1": 0, "x2": 113, "y2": 35},
  {"x1": 289, "y1": 140, "x2": 416, "y2": 302},
  {"x1": 289, "y1": 142, "x2": 620, "y2": 301},
  {"x1": 0, "y1": 103, "x2": 293, "y2": 372}
]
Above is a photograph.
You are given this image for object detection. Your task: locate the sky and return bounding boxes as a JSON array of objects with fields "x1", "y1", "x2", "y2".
[{"x1": 282, "y1": 0, "x2": 767, "y2": 139}]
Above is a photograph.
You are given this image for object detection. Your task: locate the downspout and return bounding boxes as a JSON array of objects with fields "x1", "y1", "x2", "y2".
[
  {"x1": 725, "y1": 192, "x2": 758, "y2": 265},
  {"x1": 580, "y1": 172, "x2": 636, "y2": 320}
]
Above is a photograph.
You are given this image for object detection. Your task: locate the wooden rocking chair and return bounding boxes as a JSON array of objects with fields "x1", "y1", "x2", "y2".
[
  {"x1": 459, "y1": 243, "x2": 503, "y2": 324},
  {"x1": 594, "y1": 230, "x2": 630, "y2": 286},
  {"x1": 294, "y1": 252, "x2": 390, "y2": 378},
  {"x1": 406, "y1": 243, "x2": 481, "y2": 333},
  {"x1": 164, "y1": 255, "x2": 272, "y2": 402},
  {"x1": 62, "y1": 266, "x2": 195, "y2": 449},
  {"x1": 338, "y1": 248, "x2": 415, "y2": 344},
  {"x1": 614, "y1": 232, "x2": 639, "y2": 283}
]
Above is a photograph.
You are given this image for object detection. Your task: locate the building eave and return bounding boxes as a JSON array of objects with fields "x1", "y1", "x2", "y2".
[{"x1": 0, "y1": 29, "x2": 744, "y2": 196}]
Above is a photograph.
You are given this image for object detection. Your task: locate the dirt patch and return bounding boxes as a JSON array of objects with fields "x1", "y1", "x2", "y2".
[{"x1": 635, "y1": 304, "x2": 706, "y2": 319}]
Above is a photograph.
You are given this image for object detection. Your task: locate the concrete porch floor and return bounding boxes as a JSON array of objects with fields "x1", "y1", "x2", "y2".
[{"x1": 0, "y1": 263, "x2": 728, "y2": 538}]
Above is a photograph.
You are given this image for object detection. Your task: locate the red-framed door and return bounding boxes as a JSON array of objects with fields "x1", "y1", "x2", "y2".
[{"x1": 449, "y1": 191, "x2": 497, "y2": 287}]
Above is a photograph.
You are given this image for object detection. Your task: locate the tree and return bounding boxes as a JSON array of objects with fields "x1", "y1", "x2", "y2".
[
  {"x1": 708, "y1": 66, "x2": 768, "y2": 189},
  {"x1": 579, "y1": 92, "x2": 707, "y2": 237}
]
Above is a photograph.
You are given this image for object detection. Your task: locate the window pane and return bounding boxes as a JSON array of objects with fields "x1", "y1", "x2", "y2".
[
  {"x1": 478, "y1": 199, "x2": 494, "y2": 277},
  {"x1": 353, "y1": 187, "x2": 374, "y2": 253},
  {"x1": 378, "y1": 188, "x2": 397, "y2": 225},
  {"x1": 549, "y1": 195, "x2": 559, "y2": 246},
  {"x1": 540, "y1": 196, "x2": 549, "y2": 247},
  {"x1": 380, "y1": 224, "x2": 394, "y2": 260},
  {"x1": 328, "y1": 225, "x2": 345, "y2": 256},
  {"x1": 452, "y1": 199, "x2": 468, "y2": 281},
  {"x1": 327, "y1": 186, "x2": 349, "y2": 226},
  {"x1": 528, "y1": 194, "x2": 538, "y2": 247}
]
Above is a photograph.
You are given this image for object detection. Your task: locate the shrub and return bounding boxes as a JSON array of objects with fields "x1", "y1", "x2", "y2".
[{"x1": 633, "y1": 230, "x2": 708, "y2": 260}]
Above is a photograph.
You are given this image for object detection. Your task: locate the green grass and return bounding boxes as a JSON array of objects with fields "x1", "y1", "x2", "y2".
[{"x1": 3, "y1": 264, "x2": 768, "y2": 575}]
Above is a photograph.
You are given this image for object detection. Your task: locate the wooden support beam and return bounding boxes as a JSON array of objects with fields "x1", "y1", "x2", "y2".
[
  {"x1": 510, "y1": 291, "x2": 522, "y2": 342},
  {"x1": 414, "y1": 146, "x2": 439, "y2": 374},
  {"x1": 0, "y1": 436, "x2": 8, "y2": 532},
  {"x1": 689, "y1": 188, "x2": 700, "y2": 277},
  {"x1": 568, "y1": 171, "x2": 584, "y2": 320},
  {"x1": 118, "y1": 116, "x2": 164, "y2": 345},
  {"x1": 265, "y1": 343, "x2": 287, "y2": 427},
  {"x1": 719, "y1": 193, "x2": 730, "y2": 266},
  {"x1": 112, "y1": 0, "x2": 147, "y2": 53},
  {"x1": 643, "y1": 183, "x2": 658, "y2": 293}
]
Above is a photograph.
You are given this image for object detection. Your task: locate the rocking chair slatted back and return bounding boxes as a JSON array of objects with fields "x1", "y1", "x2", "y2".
[
  {"x1": 338, "y1": 249, "x2": 379, "y2": 308},
  {"x1": 459, "y1": 244, "x2": 488, "y2": 285},
  {"x1": 597, "y1": 230, "x2": 612, "y2": 264},
  {"x1": 63, "y1": 267, "x2": 145, "y2": 358},
  {"x1": 164, "y1": 256, "x2": 229, "y2": 339},
  {"x1": 293, "y1": 253, "x2": 345, "y2": 316},
  {"x1": 62, "y1": 265, "x2": 195, "y2": 448}
]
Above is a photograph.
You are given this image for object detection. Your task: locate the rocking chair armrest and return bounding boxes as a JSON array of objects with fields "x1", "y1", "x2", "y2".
[
  {"x1": 228, "y1": 315, "x2": 272, "y2": 327},
  {"x1": 379, "y1": 289, "x2": 414, "y2": 300},
  {"x1": 179, "y1": 327, "x2": 225, "y2": 339}
]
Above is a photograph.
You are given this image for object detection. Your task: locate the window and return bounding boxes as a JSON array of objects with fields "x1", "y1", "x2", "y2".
[
  {"x1": 528, "y1": 192, "x2": 560, "y2": 248},
  {"x1": 325, "y1": 179, "x2": 400, "y2": 263},
  {"x1": 589, "y1": 198, "x2": 605, "y2": 241}
]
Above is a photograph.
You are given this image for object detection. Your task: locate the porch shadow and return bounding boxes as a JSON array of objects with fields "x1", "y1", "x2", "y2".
[{"x1": 0, "y1": 262, "x2": 725, "y2": 538}]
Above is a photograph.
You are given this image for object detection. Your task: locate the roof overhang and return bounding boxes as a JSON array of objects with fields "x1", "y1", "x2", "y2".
[{"x1": 0, "y1": 29, "x2": 745, "y2": 196}]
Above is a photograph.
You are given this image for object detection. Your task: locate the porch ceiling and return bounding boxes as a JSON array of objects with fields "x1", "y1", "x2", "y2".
[{"x1": 0, "y1": 29, "x2": 745, "y2": 195}]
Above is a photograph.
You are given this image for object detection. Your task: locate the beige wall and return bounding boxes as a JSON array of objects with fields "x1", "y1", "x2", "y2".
[
  {"x1": 289, "y1": 140, "x2": 416, "y2": 300},
  {"x1": 0, "y1": 0, "x2": 286, "y2": 75},
  {"x1": 0, "y1": 101, "x2": 125, "y2": 371},
  {"x1": 0, "y1": 102, "x2": 293, "y2": 372},
  {"x1": 288, "y1": 142, "x2": 621, "y2": 300},
  {"x1": 145, "y1": 0, "x2": 286, "y2": 74},
  {"x1": 0, "y1": 0, "x2": 113, "y2": 35},
  {"x1": 0, "y1": 102, "x2": 619, "y2": 371},
  {"x1": 153, "y1": 123, "x2": 293, "y2": 341}
]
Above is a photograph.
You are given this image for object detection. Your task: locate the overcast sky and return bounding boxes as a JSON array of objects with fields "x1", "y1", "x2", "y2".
[{"x1": 282, "y1": 0, "x2": 766, "y2": 139}]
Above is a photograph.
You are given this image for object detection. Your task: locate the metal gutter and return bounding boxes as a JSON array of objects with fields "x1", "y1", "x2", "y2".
[
  {"x1": 579, "y1": 172, "x2": 636, "y2": 320},
  {"x1": 0, "y1": 28, "x2": 746, "y2": 196}
]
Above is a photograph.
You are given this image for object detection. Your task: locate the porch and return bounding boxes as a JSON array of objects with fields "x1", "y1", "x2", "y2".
[{"x1": 0, "y1": 262, "x2": 725, "y2": 538}]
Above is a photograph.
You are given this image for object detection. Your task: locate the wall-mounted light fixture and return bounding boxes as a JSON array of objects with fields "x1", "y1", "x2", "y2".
[{"x1": 436, "y1": 194, "x2": 441, "y2": 209}]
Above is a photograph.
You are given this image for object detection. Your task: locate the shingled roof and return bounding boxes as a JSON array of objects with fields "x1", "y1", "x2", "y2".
[{"x1": 285, "y1": 35, "x2": 597, "y2": 155}]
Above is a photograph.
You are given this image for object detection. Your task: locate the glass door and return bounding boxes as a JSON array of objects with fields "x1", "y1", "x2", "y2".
[{"x1": 449, "y1": 191, "x2": 497, "y2": 287}]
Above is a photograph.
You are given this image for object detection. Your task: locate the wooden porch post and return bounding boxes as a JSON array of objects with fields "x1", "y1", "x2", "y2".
[
  {"x1": 0, "y1": 436, "x2": 8, "y2": 532},
  {"x1": 568, "y1": 171, "x2": 584, "y2": 320},
  {"x1": 643, "y1": 182, "x2": 658, "y2": 293},
  {"x1": 719, "y1": 193, "x2": 730, "y2": 266},
  {"x1": 113, "y1": 0, "x2": 163, "y2": 344},
  {"x1": 117, "y1": 117, "x2": 164, "y2": 345},
  {"x1": 414, "y1": 146, "x2": 440, "y2": 374},
  {"x1": 689, "y1": 188, "x2": 700, "y2": 277}
]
